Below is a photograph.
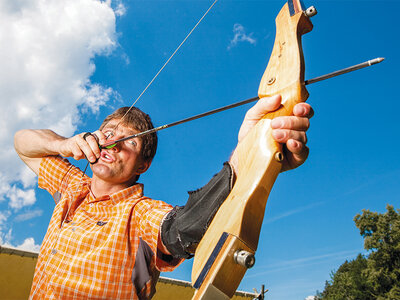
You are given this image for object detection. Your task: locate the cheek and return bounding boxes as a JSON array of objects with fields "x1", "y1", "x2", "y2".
[{"x1": 120, "y1": 155, "x2": 137, "y2": 171}]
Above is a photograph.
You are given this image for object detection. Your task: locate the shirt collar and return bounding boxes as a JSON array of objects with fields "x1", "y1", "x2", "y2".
[{"x1": 87, "y1": 182, "x2": 144, "y2": 204}]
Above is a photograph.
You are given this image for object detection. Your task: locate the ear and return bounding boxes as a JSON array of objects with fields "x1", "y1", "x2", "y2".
[{"x1": 136, "y1": 160, "x2": 151, "y2": 175}]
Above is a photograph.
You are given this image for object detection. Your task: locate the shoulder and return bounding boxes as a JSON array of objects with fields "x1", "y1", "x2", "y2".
[{"x1": 39, "y1": 155, "x2": 86, "y2": 194}]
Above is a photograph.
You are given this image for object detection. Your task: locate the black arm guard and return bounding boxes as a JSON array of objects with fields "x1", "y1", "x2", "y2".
[{"x1": 161, "y1": 162, "x2": 234, "y2": 259}]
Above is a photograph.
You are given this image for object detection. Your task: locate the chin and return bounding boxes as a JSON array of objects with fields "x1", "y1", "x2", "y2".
[
  {"x1": 91, "y1": 163, "x2": 113, "y2": 178},
  {"x1": 91, "y1": 164, "x2": 135, "y2": 186}
]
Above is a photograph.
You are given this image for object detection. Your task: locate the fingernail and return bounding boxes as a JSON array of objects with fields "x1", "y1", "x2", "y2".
[{"x1": 299, "y1": 106, "x2": 307, "y2": 115}]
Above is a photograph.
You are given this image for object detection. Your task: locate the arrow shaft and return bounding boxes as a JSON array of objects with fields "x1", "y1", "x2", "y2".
[{"x1": 101, "y1": 57, "x2": 384, "y2": 149}]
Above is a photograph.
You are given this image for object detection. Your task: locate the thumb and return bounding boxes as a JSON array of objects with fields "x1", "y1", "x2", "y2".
[{"x1": 244, "y1": 95, "x2": 282, "y2": 122}]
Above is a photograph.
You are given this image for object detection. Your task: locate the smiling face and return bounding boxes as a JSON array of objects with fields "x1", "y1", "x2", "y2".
[{"x1": 90, "y1": 120, "x2": 150, "y2": 188}]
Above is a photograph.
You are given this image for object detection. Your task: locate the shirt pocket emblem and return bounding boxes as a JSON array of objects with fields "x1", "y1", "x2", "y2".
[{"x1": 96, "y1": 221, "x2": 107, "y2": 226}]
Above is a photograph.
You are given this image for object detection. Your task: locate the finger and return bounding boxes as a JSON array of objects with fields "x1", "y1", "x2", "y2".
[
  {"x1": 82, "y1": 132, "x2": 101, "y2": 157},
  {"x1": 77, "y1": 135, "x2": 97, "y2": 163},
  {"x1": 286, "y1": 143, "x2": 309, "y2": 168},
  {"x1": 272, "y1": 129, "x2": 308, "y2": 144},
  {"x1": 245, "y1": 95, "x2": 282, "y2": 121},
  {"x1": 271, "y1": 116, "x2": 310, "y2": 131},
  {"x1": 238, "y1": 95, "x2": 283, "y2": 143},
  {"x1": 85, "y1": 134, "x2": 101, "y2": 159},
  {"x1": 93, "y1": 130, "x2": 108, "y2": 144},
  {"x1": 293, "y1": 103, "x2": 314, "y2": 119},
  {"x1": 286, "y1": 139, "x2": 306, "y2": 155},
  {"x1": 71, "y1": 142, "x2": 85, "y2": 161}
]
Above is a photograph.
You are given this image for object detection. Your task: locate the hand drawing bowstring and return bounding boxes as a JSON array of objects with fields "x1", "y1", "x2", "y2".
[{"x1": 31, "y1": 0, "x2": 219, "y2": 296}]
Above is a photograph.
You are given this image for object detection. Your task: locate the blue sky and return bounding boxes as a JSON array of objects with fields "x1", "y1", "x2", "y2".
[{"x1": 0, "y1": 0, "x2": 398, "y2": 299}]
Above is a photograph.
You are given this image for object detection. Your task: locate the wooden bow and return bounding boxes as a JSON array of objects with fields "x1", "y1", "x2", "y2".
[{"x1": 191, "y1": 1, "x2": 314, "y2": 298}]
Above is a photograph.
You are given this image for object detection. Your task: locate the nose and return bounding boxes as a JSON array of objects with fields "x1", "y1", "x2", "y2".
[
  {"x1": 101, "y1": 137, "x2": 122, "y2": 151},
  {"x1": 102, "y1": 131, "x2": 124, "y2": 150},
  {"x1": 108, "y1": 141, "x2": 122, "y2": 152}
]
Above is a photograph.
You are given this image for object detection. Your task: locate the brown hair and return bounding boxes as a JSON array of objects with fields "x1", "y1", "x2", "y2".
[{"x1": 100, "y1": 107, "x2": 157, "y2": 163}]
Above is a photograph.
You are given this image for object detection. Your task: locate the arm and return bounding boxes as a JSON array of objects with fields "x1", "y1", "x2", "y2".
[
  {"x1": 161, "y1": 95, "x2": 314, "y2": 258},
  {"x1": 229, "y1": 95, "x2": 313, "y2": 175},
  {"x1": 14, "y1": 129, "x2": 104, "y2": 175}
]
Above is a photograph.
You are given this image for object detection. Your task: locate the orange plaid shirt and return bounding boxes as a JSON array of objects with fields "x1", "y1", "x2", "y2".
[{"x1": 30, "y1": 156, "x2": 182, "y2": 299}]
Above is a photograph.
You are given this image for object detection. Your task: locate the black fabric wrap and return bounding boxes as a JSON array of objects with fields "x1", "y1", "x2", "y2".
[{"x1": 161, "y1": 162, "x2": 234, "y2": 259}]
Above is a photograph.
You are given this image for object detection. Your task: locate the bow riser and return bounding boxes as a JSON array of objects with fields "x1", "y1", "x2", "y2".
[
  {"x1": 191, "y1": 1, "x2": 313, "y2": 299},
  {"x1": 258, "y1": 3, "x2": 312, "y2": 99}
]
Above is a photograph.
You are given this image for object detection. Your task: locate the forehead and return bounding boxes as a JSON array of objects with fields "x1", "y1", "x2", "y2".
[{"x1": 102, "y1": 119, "x2": 139, "y2": 135}]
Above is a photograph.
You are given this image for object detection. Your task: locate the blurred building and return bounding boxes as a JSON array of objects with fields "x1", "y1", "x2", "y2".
[{"x1": 0, "y1": 245, "x2": 255, "y2": 300}]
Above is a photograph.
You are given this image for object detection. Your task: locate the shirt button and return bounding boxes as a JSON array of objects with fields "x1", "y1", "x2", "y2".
[
  {"x1": 51, "y1": 249, "x2": 57, "y2": 255},
  {"x1": 71, "y1": 227, "x2": 76, "y2": 232}
]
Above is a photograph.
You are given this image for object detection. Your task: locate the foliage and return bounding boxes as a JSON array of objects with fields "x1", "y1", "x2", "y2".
[{"x1": 319, "y1": 205, "x2": 400, "y2": 300}]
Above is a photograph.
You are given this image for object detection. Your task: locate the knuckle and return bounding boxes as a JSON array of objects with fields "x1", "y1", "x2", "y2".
[
  {"x1": 244, "y1": 109, "x2": 256, "y2": 120},
  {"x1": 288, "y1": 117, "x2": 296, "y2": 128}
]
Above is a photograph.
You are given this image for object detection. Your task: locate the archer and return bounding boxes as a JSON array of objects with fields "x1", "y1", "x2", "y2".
[{"x1": 14, "y1": 94, "x2": 312, "y2": 299}]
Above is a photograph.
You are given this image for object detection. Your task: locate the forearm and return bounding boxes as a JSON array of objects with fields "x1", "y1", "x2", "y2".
[
  {"x1": 160, "y1": 163, "x2": 234, "y2": 258},
  {"x1": 14, "y1": 129, "x2": 65, "y2": 158},
  {"x1": 14, "y1": 129, "x2": 66, "y2": 175}
]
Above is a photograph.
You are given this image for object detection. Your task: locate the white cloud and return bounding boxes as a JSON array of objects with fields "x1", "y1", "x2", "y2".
[
  {"x1": 7, "y1": 186, "x2": 36, "y2": 210},
  {"x1": 0, "y1": 211, "x2": 10, "y2": 229},
  {"x1": 16, "y1": 237, "x2": 41, "y2": 252},
  {"x1": 113, "y1": 0, "x2": 127, "y2": 17},
  {"x1": 246, "y1": 249, "x2": 360, "y2": 278},
  {"x1": 0, "y1": 211, "x2": 11, "y2": 245},
  {"x1": 0, "y1": 0, "x2": 122, "y2": 211},
  {"x1": 265, "y1": 201, "x2": 325, "y2": 224},
  {"x1": 0, "y1": 210, "x2": 41, "y2": 251},
  {"x1": 14, "y1": 209, "x2": 43, "y2": 222},
  {"x1": 305, "y1": 296, "x2": 316, "y2": 300},
  {"x1": 228, "y1": 23, "x2": 256, "y2": 50},
  {"x1": 0, "y1": 211, "x2": 12, "y2": 247}
]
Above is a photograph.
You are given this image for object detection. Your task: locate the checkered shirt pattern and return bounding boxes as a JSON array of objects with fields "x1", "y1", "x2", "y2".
[{"x1": 30, "y1": 156, "x2": 181, "y2": 299}]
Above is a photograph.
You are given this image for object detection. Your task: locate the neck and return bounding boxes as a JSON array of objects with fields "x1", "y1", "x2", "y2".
[{"x1": 90, "y1": 175, "x2": 136, "y2": 198}]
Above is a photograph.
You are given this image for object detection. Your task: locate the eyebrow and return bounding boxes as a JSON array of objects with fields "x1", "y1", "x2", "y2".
[{"x1": 103, "y1": 124, "x2": 139, "y2": 137}]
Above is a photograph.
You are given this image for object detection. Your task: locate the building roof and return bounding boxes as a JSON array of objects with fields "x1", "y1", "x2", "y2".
[{"x1": 0, "y1": 245, "x2": 256, "y2": 299}]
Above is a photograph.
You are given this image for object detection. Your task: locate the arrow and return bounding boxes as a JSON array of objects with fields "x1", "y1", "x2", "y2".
[{"x1": 101, "y1": 57, "x2": 385, "y2": 149}]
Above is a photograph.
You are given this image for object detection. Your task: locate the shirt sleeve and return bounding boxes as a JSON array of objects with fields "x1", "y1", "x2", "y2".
[
  {"x1": 133, "y1": 198, "x2": 184, "y2": 272},
  {"x1": 38, "y1": 156, "x2": 82, "y2": 203}
]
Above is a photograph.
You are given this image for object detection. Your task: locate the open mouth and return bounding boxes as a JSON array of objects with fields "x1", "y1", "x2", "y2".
[{"x1": 100, "y1": 151, "x2": 115, "y2": 163}]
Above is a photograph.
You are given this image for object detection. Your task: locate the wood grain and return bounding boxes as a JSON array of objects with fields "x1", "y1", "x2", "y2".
[{"x1": 191, "y1": 1, "x2": 313, "y2": 298}]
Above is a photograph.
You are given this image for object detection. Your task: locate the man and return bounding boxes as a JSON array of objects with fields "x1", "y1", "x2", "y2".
[{"x1": 14, "y1": 95, "x2": 312, "y2": 299}]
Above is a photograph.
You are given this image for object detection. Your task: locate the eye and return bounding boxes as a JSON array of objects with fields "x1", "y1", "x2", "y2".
[
  {"x1": 126, "y1": 139, "x2": 137, "y2": 147},
  {"x1": 104, "y1": 130, "x2": 114, "y2": 138}
]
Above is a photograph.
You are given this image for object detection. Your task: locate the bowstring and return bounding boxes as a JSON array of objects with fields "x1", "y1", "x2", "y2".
[
  {"x1": 110, "y1": 0, "x2": 219, "y2": 134},
  {"x1": 31, "y1": 0, "x2": 219, "y2": 297}
]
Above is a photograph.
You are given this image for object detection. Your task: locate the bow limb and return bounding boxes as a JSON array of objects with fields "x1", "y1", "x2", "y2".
[{"x1": 191, "y1": 1, "x2": 313, "y2": 299}]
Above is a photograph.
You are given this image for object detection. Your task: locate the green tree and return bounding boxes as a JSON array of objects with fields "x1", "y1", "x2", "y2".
[{"x1": 320, "y1": 205, "x2": 400, "y2": 300}]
